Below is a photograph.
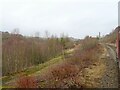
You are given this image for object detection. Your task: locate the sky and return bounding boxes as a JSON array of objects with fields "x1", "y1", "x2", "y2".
[{"x1": 0, "y1": 0, "x2": 119, "y2": 39}]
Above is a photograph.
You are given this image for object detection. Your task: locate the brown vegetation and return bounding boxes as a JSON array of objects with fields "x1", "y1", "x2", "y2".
[
  {"x1": 16, "y1": 75, "x2": 37, "y2": 88},
  {"x1": 36, "y1": 37, "x2": 100, "y2": 88},
  {"x1": 2, "y1": 32, "x2": 74, "y2": 76},
  {"x1": 102, "y1": 28, "x2": 117, "y2": 43}
]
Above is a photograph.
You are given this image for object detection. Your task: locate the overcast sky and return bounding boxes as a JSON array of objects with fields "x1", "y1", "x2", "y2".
[{"x1": 0, "y1": 0, "x2": 119, "y2": 39}]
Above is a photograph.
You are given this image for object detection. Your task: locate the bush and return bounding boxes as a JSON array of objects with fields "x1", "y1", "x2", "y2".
[
  {"x1": 80, "y1": 37, "x2": 98, "y2": 51},
  {"x1": 41, "y1": 62, "x2": 81, "y2": 88},
  {"x1": 51, "y1": 63, "x2": 79, "y2": 81},
  {"x1": 17, "y1": 75, "x2": 37, "y2": 88}
]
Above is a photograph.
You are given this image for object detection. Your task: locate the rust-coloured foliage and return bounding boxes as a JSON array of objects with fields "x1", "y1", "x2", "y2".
[
  {"x1": 51, "y1": 63, "x2": 79, "y2": 81},
  {"x1": 17, "y1": 75, "x2": 37, "y2": 88}
]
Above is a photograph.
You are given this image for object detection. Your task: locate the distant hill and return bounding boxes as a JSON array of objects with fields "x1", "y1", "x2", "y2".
[{"x1": 102, "y1": 26, "x2": 120, "y2": 43}]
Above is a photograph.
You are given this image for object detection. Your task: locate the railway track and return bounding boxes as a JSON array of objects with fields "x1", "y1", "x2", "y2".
[{"x1": 105, "y1": 44, "x2": 119, "y2": 88}]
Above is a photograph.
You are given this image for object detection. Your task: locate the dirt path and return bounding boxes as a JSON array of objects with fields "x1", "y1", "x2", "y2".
[{"x1": 98, "y1": 43, "x2": 118, "y2": 88}]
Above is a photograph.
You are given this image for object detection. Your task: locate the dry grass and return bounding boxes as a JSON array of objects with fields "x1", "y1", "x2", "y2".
[
  {"x1": 80, "y1": 37, "x2": 98, "y2": 51},
  {"x1": 38, "y1": 62, "x2": 82, "y2": 88}
]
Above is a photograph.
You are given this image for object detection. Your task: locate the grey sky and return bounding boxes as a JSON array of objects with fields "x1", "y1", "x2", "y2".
[{"x1": 0, "y1": 0, "x2": 119, "y2": 39}]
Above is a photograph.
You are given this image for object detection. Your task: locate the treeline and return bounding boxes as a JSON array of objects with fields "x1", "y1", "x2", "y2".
[{"x1": 2, "y1": 32, "x2": 75, "y2": 76}]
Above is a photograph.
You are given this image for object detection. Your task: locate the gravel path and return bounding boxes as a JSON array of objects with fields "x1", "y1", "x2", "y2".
[{"x1": 98, "y1": 44, "x2": 118, "y2": 88}]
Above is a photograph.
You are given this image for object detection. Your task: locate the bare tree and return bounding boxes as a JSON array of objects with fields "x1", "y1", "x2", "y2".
[
  {"x1": 12, "y1": 28, "x2": 20, "y2": 34},
  {"x1": 45, "y1": 30, "x2": 50, "y2": 39},
  {"x1": 35, "y1": 31, "x2": 40, "y2": 38}
]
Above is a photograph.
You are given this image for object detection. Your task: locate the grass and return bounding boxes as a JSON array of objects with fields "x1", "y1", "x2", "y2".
[
  {"x1": 25, "y1": 56, "x2": 63, "y2": 75},
  {"x1": 0, "y1": 86, "x2": 15, "y2": 89}
]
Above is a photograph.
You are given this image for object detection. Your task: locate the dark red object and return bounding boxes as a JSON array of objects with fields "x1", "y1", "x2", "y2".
[{"x1": 116, "y1": 26, "x2": 120, "y2": 61}]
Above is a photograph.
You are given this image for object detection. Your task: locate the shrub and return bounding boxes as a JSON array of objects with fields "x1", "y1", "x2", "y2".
[
  {"x1": 80, "y1": 37, "x2": 98, "y2": 51},
  {"x1": 51, "y1": 63, "x2": 79, "y2": 81},
  {"x1": 42, "y1": 62, "x2": 81, "y2": 88},
  {"x1": 16, "y1": 75, "x2": 37, "y2": 88}
]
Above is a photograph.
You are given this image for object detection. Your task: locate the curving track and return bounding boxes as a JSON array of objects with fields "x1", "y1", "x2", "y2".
[{"x1": 101, "y1": 44, "x2": 119, "y2": 88}]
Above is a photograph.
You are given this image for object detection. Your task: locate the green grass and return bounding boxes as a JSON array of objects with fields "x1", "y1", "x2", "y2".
[
  {"x1": 24, "y1": 56, "x2": 63, "y2": 75},
  {"x1": 0, "y1": 86, "x2": 15, "y2": 89}
]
